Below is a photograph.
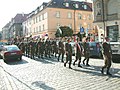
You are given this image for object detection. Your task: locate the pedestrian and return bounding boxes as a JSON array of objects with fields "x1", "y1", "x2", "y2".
[
  {"x1": 58, "y1": 38, "x2": 65, "y2": 62},
  {"x1": 101, "y1": 37, "x2": 112, "y2": 75},
  {"x1": 82, "y1": 37, "x2": 90, "y2": 66},
  {"x1": 73, "y1": 38, "x2": 82, "y2": 67},
  {"x1": 64, "y1": 38, "x2": 72, "y2": 69}
]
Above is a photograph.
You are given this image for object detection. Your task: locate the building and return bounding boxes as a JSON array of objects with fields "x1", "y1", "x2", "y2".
[
  {"x1": 23, "y1": 0, "x2": 93, "y2": 39},
  {"x1": 9, "y1": 14, "x2": 28, "y2": 38},
  {"x1": 93, "y1": 0, "x2": 120, "y2": 42},
  {"x1": 1, "y1": 22, "x2": 10, "y2": 40}
]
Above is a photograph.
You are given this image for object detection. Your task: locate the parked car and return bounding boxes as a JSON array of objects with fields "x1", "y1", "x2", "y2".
[
  {"x1": 0, "y1": 45, "x2": 23, "y2": 62},
  {"x1": 109, "y1": 42, "x2": 120, "y2": 63},
  {"x1": 88, "y1": 42, "x2": 102, "y2": 58}
]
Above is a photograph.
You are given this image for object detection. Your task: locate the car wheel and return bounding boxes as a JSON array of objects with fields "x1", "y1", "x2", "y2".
[{"x1": 0, "y1": 55, "x2": 3, "y2": 59}]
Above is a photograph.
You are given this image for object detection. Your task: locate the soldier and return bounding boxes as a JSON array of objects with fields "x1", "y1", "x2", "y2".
[
  {"x1": 101, "y1": 37, "x2": 112, "y2": 75},
  {"x1": 82, "y1": 37, "x2": 90, "y2": 66},
  {"x1": 58, "y1": 38, "x2": 65, "y2": 62},
  {"x1": 44, "y1": 38, "x2": 49, "y2": 57},
  {"x1": 29, "y1": 39, "x2": 35, "y2": 59},
  {"x1": 64, "y1": 38, "x2": 72, "y2": 69},
  {"x1": 19, "y1": 40, "x2": 25, "y2": 55},
  {"x1": 40, "y1": 39, "x2": 45, "y2": 58},
  {"x1": 73, "y1": 38, "x2": 82, "y2": 67}
]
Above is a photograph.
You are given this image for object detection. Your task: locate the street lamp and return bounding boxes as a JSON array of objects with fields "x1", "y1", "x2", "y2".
[{"x1": 102, "y1": 0, "x2": 105, "y2": 38}]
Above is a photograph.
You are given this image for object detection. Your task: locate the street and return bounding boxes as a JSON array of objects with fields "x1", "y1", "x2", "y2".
[{"x1": 0, "y1": 56, "x2": 120, "y2": 90}]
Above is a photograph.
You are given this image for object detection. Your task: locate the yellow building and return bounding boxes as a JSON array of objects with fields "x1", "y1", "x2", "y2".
[{"x1": 23, "y1": 0, "x2": 93, "y2": 39}]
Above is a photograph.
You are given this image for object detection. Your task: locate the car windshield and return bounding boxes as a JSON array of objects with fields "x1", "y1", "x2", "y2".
[
  {"x1": 7, "y1": 46, "x2": 20, "y2": 51},
  {"x1": 0, "y1": 42, "x2": 6, "y2": 45},
  {"x1": 89, "y1": 42, "x2": 97, "y2": 46}
]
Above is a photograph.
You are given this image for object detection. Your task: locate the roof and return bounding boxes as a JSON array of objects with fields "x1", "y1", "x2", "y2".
[
  {"x1": 47, "y1": 0, "x2": 92, "y2": 11},
  {"x1": 28, "y1": 0, "x2": 92, "y2": 18},
  {"x1": 12, "y1": 14, "x2": 28, "y2": 24}
]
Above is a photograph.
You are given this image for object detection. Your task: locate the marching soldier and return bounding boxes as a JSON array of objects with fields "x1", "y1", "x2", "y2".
[
  {"x1": 58, "y1": 38, "x2": 65, "y2": 62},
  {"x1": 82, "y1": 37, "x2": 90, "y2": 66},
  {"x1": 101, "y1": 37, "x2": 112, "y2": 75},
  {"x1": 64, "y1": 38, "x2": 72, "y2": 69},
  {"x1": 29, "y1": 39, "x2": 35, "y2": 59},
  {"x1": 73, "y1": 38, "x2": 82, "y2": 67}
]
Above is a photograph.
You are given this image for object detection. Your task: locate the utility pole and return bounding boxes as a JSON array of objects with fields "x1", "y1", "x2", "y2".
[{"x1": 102, "y1": 0, "x2": 106, "y2": 38}]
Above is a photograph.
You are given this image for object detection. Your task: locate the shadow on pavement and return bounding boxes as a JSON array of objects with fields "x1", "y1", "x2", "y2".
[
  {"x1": 33, "y1": 56, "x2": 58, "y2": 64},
  {"x1": 31, "y1": 81, "x2": 55, "y2": 90},
  {"x1": 6, "y1": 59, "x2": 28, "y2": 65},
  {"x1": 73, "y1": 65, "x2": 120, "y2": 78}
]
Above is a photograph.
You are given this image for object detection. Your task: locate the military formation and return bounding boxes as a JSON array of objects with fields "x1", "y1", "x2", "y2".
[{"x1": 10, "y1": 36, "x2": 113, "y2": 75}]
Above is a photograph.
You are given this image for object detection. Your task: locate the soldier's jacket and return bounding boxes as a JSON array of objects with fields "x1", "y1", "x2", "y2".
[
  {"x1": 65, "y1": 42, "x2": 72, "y2": 55},
  {"x1": 76, "y1": 42, "x2": 82, "y2": 55},
  {"x1": 59, "y1": 41, "x2": 65, "y2": 53},
  {"x1": 102, "y1": 42, "x2": 112, "y2": 57},
  {"x1": 82, "y1": 42, "x2": 90, "y2": 57}
]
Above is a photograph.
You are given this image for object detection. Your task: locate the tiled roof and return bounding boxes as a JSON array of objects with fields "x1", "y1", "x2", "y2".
[
  {"x1": 47, "y1": 0, "x2": 92, "y2": 11},
  {"x1": 13, "y1": 14, "x2": 28, "y2": 23}
]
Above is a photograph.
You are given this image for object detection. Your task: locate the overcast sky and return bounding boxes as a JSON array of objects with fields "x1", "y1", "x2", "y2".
[{"x1": 0, "y1": 0, "x2": 92, "y2": 31}]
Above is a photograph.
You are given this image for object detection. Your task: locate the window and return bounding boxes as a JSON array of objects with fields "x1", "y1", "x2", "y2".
[
  {"x1": 96, "y1": 2, "x2": 101, "y2": 15},
  {"x1": 82, "y1": 4, "x2": 87, "y2": 9},
  {"x1": 56, "y1": 11, "x2": 60, "y2": 18},
  {"x1": 36, "y1": 16, "x2": 38, "y2": 23},
  {"x1": 78, "y1": 13, "x2": 82, "y2": 19},
  {"x1": 44, "y1": 12, "x2": 48, "y2": 19},
  {"x1": 97, "y1": 3, "x2": 101, "y2": 8},
  {"x1": 68, "y1": 12, "x2": 72, "y2": 19},
  {"x1": 39, "y1": 15, "x2": 41, "y2": 21},
  {"x1": 43, "y1": 24, "x2": 45, "y2": 31},
  {"x1": 63, "y1": 2, "x2": 69, "y2": 7},
  {"x1": 42, "y1": 14, "x2": 44, "y2": 20},
  {"x1": 74, "y1": 4, "x2": 79, "y2": 9},
  {"x1": 39, "y1": 26, "x2": 41, "y2": 32}
]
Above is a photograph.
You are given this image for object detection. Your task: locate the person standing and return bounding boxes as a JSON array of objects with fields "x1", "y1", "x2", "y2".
[
  {"x1": 101, "y1": 37, "x2": 112, "y2": 75},
  {"x1": 64, "y1": 38, "x2": 72, "y2": 69},
  {"x1": 73, "y1": 38, "x2": 82, "y2": 67},
  {"x1": 82, "y1": 37, "x2": 90, "y2": 66}
]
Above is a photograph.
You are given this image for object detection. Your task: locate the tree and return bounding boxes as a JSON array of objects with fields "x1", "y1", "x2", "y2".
[
  {"x1": 55, "y1": 26, "x2": 73, "y2": 37},
  {"x1": 55, "y1": 28, "x2": 62, "y2": 37}
]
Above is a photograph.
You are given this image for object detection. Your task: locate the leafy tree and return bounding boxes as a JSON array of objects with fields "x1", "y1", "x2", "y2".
[
  {"x1": 55, "y1": 26, "x2": 73, "y2": 37},
  {"x1": 55, "y1": 29, "x2": 61, "y2": 37}
]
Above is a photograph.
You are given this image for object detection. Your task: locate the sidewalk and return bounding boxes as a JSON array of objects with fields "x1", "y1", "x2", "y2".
[{"x1": 0, "y1": 65, "x2": 8, "y2": 90}]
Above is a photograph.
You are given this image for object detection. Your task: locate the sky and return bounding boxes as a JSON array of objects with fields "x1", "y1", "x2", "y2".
[{"x1": 0, "y1": 0, "x2": 91, "y2": 31}]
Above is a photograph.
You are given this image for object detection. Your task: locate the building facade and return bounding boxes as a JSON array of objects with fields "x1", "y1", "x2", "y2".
[
  {"x1": 93, "y1": 0, "x2": 120, "y2": 42},
  {"x1": 23, "y1": 0, "x2": 93, "y2": 39},
  {"x1": 2, "y1": 14, "x2": 28, "y2": 41},
  {"x1": 1, "y1": 22, "x2": 10, "y2": 40}
]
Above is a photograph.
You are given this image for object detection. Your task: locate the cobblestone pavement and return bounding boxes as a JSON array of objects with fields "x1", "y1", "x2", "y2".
[{"x1": 0, "y1": 56, "x2": 120, "y2": 90}]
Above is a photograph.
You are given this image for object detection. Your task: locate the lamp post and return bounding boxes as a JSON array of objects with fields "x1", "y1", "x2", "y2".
[{"x1": 102, "y1": 0, "x2": 106, "y2": 38}]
